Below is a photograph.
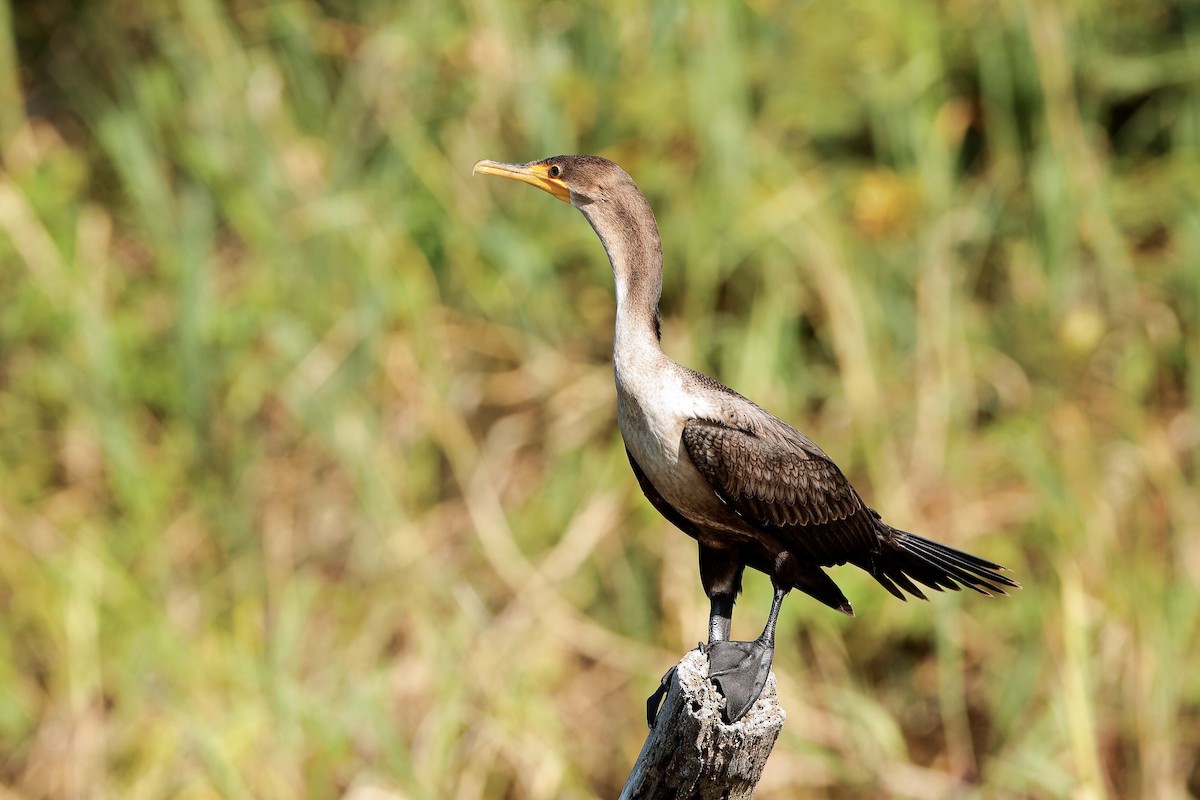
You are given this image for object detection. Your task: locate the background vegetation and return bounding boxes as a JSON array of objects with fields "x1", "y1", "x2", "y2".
[{"x1": 1, "y1": 0, "x2": 1198, "y2": 797}]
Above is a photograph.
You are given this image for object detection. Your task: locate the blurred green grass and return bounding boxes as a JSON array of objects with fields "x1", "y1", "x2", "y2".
[{"x1": 1, "y1": 0, "x2": 1198, "y2": 797}]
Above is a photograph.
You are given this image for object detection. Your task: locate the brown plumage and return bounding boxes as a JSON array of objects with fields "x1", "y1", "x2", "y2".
[{"x1": 475, "y1": 154, "x2": 1018, "y2": 722}]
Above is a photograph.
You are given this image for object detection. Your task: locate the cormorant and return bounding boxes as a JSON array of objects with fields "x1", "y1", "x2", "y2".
[{"x1": 474, "y1": 155, "x2": 1017, "y2": 724}]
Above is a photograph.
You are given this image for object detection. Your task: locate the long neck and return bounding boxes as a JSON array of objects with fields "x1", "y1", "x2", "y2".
[{"x1": 579, "y1": 195, "x2": 665, "y2": 368}]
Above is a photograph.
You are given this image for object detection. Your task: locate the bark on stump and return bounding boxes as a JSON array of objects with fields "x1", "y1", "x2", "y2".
[{"x1": 620, "y1": 647, "x2": 785, "y2": 800}]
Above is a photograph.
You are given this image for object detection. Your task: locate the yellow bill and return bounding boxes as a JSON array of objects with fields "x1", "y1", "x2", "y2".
[{"x1": 473, "y1": 159, "x2": 572, "y2": 204}]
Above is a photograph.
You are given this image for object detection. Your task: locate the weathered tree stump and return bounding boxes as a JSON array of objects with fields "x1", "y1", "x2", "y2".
[{"x1": 620, "y1": 647, "x2": 785, "y2": 799}]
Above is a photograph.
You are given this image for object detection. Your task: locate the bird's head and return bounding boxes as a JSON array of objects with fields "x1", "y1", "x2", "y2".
[
  {"x1": 474, "y1": 154, "x2": 662, "y2": 304},
  {"x1": 472, "y1": 155, "x2": 633, "y2": 209}
]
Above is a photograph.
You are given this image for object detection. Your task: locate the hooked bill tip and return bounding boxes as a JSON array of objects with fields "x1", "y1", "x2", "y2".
[{"x1": 472, "y1": 159, "x2": 501, "y2": 176}]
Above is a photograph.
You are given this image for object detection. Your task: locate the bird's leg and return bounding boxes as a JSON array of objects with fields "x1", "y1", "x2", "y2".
[
  {"x1": 646, "y1": 592, "x2": 738, "y2": 728},
  {"x1": 707, "y1": 583, "x2": 789, "y2": 723},
  {"x1": 758, "y1": 583, "x2": 787, "y2": 645},
  {"x1": 708, "y1": 593, "x2": 735, "y2": 643},
  {"x1": 648, "y1": 551, "x2": 743, "y2": 727}
]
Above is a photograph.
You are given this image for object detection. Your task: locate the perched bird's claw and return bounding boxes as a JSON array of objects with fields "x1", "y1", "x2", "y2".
[
  {"x1": 707, "y1": 638, "x2": 774, "y2": 723},
  {"x1": 646, "y1": 665, "x2": 677, "y2": 728}
]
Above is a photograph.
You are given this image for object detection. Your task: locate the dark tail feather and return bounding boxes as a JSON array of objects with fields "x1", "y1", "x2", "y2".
[
  {"x1": 859, "y1": 526, "x2": 1019, "y2": 601},
  {"x1": 793, "y1": 564, "x2": 856, "y2": 617}
]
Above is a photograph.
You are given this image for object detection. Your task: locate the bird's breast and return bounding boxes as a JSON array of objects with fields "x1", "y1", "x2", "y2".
[
  {"x1": 615, "y1": 368, "x2": 749, "y2": 537},
  {"x1": 615, "y1": 376, "x2": 689, "y2": 472}
]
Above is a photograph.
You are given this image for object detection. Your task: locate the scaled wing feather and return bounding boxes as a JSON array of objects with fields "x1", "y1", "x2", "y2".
[{"x1": 681, "y1": 419, "x2": 879, "y2": 565}]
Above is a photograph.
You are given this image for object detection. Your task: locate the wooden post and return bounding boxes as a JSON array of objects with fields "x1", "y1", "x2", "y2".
[{"x1": 620, "y1": 648, "x2": 785, "y2": 800}]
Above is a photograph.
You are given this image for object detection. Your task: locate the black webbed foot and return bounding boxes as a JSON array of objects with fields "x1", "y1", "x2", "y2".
[
  {"x1": 706, "y1": 638, "x2": 774, "y2": 723},
  {"x1": 645, "y1": 665, "x2": 677, "y2": 728}
]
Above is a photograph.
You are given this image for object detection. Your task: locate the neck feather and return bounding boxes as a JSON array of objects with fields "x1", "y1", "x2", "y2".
[{"x1": 579, "y1": 195, "x2": 665, "y2": 361}]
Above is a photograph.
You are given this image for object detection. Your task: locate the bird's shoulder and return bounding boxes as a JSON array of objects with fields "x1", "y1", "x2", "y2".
[{"x1": 677, "y1": 366, "x2": 830, "y2": 460}]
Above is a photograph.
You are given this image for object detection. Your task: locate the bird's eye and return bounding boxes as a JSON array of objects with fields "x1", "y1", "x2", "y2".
[{"x1": 549, "y1": 165, "x2": 562, "y2": 178}]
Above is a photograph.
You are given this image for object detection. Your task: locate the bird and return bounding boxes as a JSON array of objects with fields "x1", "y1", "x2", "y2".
[{"x1": 473, "y1": 155, "x2": 1018, "y2": 725}]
